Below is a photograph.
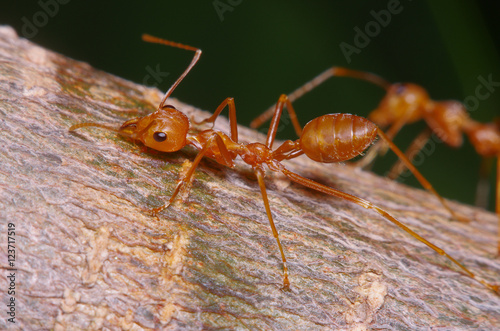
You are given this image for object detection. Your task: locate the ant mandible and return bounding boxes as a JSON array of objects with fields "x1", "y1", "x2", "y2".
[
  {"x1": 70, "y1": 35, "x2": 498, "y2": 293},
  {"x1": 250, "y1": 67, "x2": 500, "y2": 254}
]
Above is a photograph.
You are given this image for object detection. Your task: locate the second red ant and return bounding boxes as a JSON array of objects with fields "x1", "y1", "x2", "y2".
[
  {"x1": 250, "y1": 67, "x2": 500, "y2": 254},
  {"x1": 70, "y1": 35, "x2": 498, "y2": 294}
]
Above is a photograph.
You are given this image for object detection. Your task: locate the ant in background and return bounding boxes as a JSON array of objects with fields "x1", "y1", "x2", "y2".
[
  {"x1": 70, "y1": 36, "x2": 498, "y2": 293},
  {"x1": 250, "y1": 68, "x2": 470, "y2": 223},
  {"x1": 250, "y1": 67, "x2": 500, "y2": 254}
]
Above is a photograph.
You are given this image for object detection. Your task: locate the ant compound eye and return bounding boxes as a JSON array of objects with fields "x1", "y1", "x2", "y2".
[
  {"x1": 161, "y1": 104, "x2": 177, "y2": 110},
  {"x1": 395, "y1": 84, "x2": 406, "y2": 95},
  {"x1": 396, "y1": 86, "x2": 405, "y2": 94},
  {"x1": 153, "y1": 132, "x2": 167, "y2": 142}
]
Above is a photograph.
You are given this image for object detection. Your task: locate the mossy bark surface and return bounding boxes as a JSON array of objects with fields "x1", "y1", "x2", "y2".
[{"x1": 0, "y1": 26, "x2": 499, "y2": 330}]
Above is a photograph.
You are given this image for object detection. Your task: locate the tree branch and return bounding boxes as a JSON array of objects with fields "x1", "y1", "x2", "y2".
[{"x1": 0, "y1": 25, "x2": 498, "y2": 330}]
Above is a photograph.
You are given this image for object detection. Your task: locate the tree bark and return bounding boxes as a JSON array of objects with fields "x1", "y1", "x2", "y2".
[{"x1": 0, "y1": 25, "x2": 499, "y2": 330}]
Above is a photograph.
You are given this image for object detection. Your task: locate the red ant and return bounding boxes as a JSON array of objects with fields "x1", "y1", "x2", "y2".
[
  {"x1": 70, "y1": 36, "x2": 498, "y2": 293},
  {"x1": 250, "y1": 67, "x2": 500, "y2": 254},
  {"x1": 250, "y1": 68, "x2": 470, "y2": 223},
  {"x1": 250, "y1": 68, "x2": 472, "y2": 169},
  {"x1": 462, "y1": 119, "x2": 500, "y2": 253}
]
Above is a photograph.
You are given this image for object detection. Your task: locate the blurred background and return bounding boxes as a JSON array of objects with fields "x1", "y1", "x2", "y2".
[{"x1": 2, "y1": 0, "x2": 499, "y2": 210}]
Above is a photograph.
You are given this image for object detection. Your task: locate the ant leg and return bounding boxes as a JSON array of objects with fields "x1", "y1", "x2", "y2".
[
  {"x1": 152, "y1": 133, "x2": 234, "y2": 215},
  {"x1": 271, "y1": 140, "x2": 304, "y2": 162},
  {"x1": 265, "y1": 94, "x2": 302, "y2": 148},
  {"x1": 250, "y1": 67, "x2": 390, "y2": 129},
  {"x1": 279, "y1": 167, "x2": 499, "y2": 293},
  {"x1": 387, "y1": 127, "x2": 433, "y2": 180},
  {"x1": 475, "y1": 157, "x2": 494, "y2": 209},
  {"x1": 142, "y1": 34, "x2": 202, "y2": 108},
  {"x1": 151, "y1": 138, "x2": 213, "y2": 215},
  {"x1": 255, "y1": 168, "x2": 290, "y2": 289},
  {"x1": 192, "y1": 97, "x2": 239, "y2": 142},
  {"x1": 354, "y1": 112, "x2": 414, "y2": 169},
  {"x1": 351, "y1": 142, "x2": 381, "y2": 169},
  {"x1": 211, "y1": 132, "x2": 237, "y2": 168},
  {"x1": 377, "y1": 129, "x2": 470, "y2": 223},
  {"x1": 250, "y1": 69, "x2": 336, "y2": 130}
]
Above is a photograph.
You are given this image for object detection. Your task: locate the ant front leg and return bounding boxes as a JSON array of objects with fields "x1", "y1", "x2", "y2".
[
  {"x1": 151, "y1": 133, "x2": 233, "y2": 216},
  {"x1": 192, "y1": 97, "x2": 239, "y2": 142},
  {"x1": 151, "y1": 146, "x2": 209, "y2": 216}
]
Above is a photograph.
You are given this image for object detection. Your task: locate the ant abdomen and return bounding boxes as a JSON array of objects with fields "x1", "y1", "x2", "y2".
[{"x1": 300, "y1": 114, "x2": 378, "y2": 163}]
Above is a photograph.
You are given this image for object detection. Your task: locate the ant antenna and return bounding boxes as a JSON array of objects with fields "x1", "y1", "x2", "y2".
[{"x1": 141, "y1": 34, "x2": 202, "y2": 110}]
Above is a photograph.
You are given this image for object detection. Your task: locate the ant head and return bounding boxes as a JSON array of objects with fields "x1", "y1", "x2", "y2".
[
  {"x1": 495, "y1": 117, "x2": 500, "y2": 130},
  {"x1": 369, "y1": 83, "x2": 429, "y2": 126},
  {"x1": 464, "y1": 120, "x2": 500, "y2": 157},
  {"x1": 120, "y1": 105, "x2": 190, "y2": 152},
  {"x1": 425, "y1": 101, "x2": 468, "y2": 147}
]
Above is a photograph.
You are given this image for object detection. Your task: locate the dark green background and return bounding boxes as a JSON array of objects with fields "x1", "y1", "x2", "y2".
[{"x1": 2, "y1": 0, "x2": 500, "y2": 210}]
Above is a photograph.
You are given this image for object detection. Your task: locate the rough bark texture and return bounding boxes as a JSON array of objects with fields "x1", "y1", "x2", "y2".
[{"x1": 0, "y1": 25, "x2": 499, "y2": 330}]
